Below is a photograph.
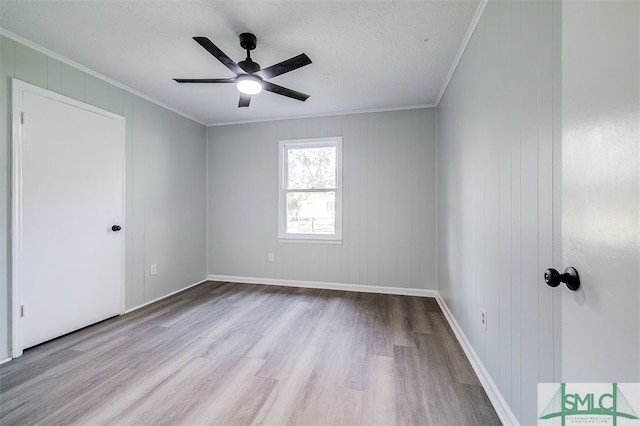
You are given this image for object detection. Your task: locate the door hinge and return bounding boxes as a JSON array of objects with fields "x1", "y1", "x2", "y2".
[
  {"x1": 20, "y1": 112, "x2": 25, "y2": 125},
  {"x1": 21, "y1": 305, "x2": 24, "y2": 317}
]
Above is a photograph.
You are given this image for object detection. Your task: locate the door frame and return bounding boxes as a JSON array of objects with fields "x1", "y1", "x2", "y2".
[{"x1": 10, "y1": 78, "x2": 126, "y2": 358}]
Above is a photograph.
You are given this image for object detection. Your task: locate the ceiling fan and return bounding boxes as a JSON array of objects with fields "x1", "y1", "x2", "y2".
[{"x1": 174, "y1": 33, "x2": 312, "y2": 108}]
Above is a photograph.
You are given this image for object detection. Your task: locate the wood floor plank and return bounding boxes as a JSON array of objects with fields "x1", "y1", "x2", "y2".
[
  {"x1": 453, "y1": 382, "x2": 502, "y2": 425},
  {"x1": 286, "y1": 331, "x2": 353, "y2": 426},
  {"x1": 339, "y1": 305, "x2": 371, "y2": 391},
  {"x1": 368, "y1": 291, "x2": 393, "y2": 356},
  {"x1": 1, "y1": 333, "x2": 143, "y2": 404},
  {"x1": 69, "y1": 335, "x2": 215, "y2": 424},
  {"x1": 362, "y1": 355, "x2": 397, "y2": 426},
  {"x1": 251, "y1": 344, "x2": 322, "y2": 425},
  {"x1": 0, "y1": 281, "x2": 500, "y2": 426},
  {"x1": 408, "y1": 296, "x2": 434, "y2": 334},
  {"x1": 414, "y1": 332, "x2": 468, "y2": 425},
  {"x1": 394, "y1": 344, "x2": 428, "y2": 426},
  {"x1": 181, "y1": 356, "x2": 276, "y2": 425},
  {"x1": 331, "y1": 290, "x2": 360, "y2": 332},
  {"x1": 324, "y1": 387, "x2": 364, "y2": 426},
  {"x1": 422, "y1": 296, "x2": 442, "y2": 312},
  {"x1": 247, "y1": 301, "x2": 313, "y2": 359},
  {"x1": 110, "y1": 356, "x2": 224, "y2": 425},
  {"x1": 35, "y1": 367, "x2": 143, "y2": 425},
  {"x1": 1, "y1": 357, "x2": 139, "y2": 424},
  {"x1": 0, "y1": 347, "x2": 85, "y2": 393},
  {"x1": 390, "y1": 296, "x2": 414, "y2": 346},
  {"x1": 128, "y1": 329, "x2": 204, "y2": 372},
  {"x1": 429, "y1": 311, "x2": 481, "y2": 386},
  {"x1": 302, "y1": 294, "x2": 345, "y2": 348}
]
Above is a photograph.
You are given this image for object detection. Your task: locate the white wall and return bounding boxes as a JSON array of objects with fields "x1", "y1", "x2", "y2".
[
  {"x1": 207, "y1": 109, "x2": 437, "y2": 290},
  {"x1": 561, "y1": 0, "x2": 640, "y2": 382},
  {"x1": 0, "y1": 35, "x2": 207, "y2": 359},
  {"x1": 437, "y1": 0, "x2": 561, "y2": 424}
]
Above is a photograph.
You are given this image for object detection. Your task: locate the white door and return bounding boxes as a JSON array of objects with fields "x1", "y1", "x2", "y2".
[
  {"x1": 12, "y1": 79, "x2": 125, "y2": 353},
  {"x1": 561, "y1": 2, "x2": 639, "y2": 381}
]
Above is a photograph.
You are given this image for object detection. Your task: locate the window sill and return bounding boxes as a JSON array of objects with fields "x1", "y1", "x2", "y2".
[{"x1": 278, "y1": 238, "x2": 343, "y2": 245}]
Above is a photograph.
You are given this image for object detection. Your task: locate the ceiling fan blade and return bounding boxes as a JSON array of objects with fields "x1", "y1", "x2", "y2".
[
  {"x1": 255, "y1": 54, "x2": 312, "y2": 80},
  {"x1": 193, "y1": 36, "x2": 244, "y2": 76},
  {"x1": 238, "y1": 95, "x2": 251, "y2": 108},
  {"x1": 174, "y1": 78, "x2": 236, "y2": 83},
  {"x1": 263, "y1": 81, "x2": 310, "y2": 102}
]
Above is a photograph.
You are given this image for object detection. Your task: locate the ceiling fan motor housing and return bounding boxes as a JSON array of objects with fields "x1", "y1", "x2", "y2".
[{"x1": 239, "y1": 33, "x2": 257, "y2": 50}]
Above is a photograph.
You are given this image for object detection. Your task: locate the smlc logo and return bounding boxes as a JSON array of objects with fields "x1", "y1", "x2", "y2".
[{"x1": 538, "y1": 383, "x2": 640, "y2": 425}]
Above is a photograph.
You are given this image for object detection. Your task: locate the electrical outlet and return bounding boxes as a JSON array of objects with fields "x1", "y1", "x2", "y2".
[
  {"x1": 150, "y1": 264, "x2": 157, "y2": 276},
  {"x1": 268, "y1": 253, "x2": 275, "y2": 262},
  {"x1": 481, "y1": 308, "x2": 487, "y2": 331}
]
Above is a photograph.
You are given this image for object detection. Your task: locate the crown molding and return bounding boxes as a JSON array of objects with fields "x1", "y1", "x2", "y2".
[
  {"x1": 206, "y1": 103, "x2": 436, "y2": 127},
  {"x1": 435, "y1": 0, "x2": 488, "y2": 106}
]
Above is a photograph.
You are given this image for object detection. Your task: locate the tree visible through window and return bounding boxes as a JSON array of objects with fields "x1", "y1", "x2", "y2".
[{"x1": 279, "y1": 137, "x2": 342, "y2": 242}]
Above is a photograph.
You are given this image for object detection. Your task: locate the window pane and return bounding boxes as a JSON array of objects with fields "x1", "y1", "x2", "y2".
[
  {"x1": 286, "y1": 191, "x2": 335, "y2": 235},
  {"x1": 287, "y1": 146, "x2": 336, "y2": 190}
]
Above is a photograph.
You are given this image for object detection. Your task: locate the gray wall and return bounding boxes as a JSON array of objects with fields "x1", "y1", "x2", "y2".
[
  {"x1": 561, "y1": 1, "x2": 639, "y2": 382},
  {"x1": 0, "y1": 35, "x2": 207, "y2": 359},
  {"x1": 437, "y1": 1, "x2": 560, "y2": 424},
  {"x1": 207, "y1": 109, "x2": 437, "y2": 290}
]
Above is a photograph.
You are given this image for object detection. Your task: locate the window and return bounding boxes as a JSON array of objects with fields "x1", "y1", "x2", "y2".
[{"x1": 279, "y1": 136, "x2": 342, "y2": 243}]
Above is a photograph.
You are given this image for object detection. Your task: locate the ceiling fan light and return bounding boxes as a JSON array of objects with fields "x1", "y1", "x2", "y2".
[{"x1": 236, "y1": 75, "x2": 263, "y2": 95}]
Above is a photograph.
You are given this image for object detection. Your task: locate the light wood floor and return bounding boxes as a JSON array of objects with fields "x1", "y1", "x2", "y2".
[{"x1": 0, "y1": 281, "x2": 500, "y2": 425}]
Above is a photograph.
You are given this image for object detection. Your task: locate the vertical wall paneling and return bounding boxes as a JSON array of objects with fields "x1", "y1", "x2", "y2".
[
  {"x1": 536, "y1": 0, "x2": 556, "y2": 386},
  {"x1": 207, "y1": 109, "x2": 437, "y2": 290},
  {"x1": 436, "y1": 0, "x2": 560, "y2": 424},
  {"x1": 14, "y1": 44, "x2": 47, "y2": 88},
  {"x1": 519, "y1": 2, "x2": 541, "y2": 420},
  {"x1": 509, "y1": 0, "x2": 524, "y2": 414},
  {"x1": 84, "y1": 74, "x2": 110, "y2": 112},
  {"x1": 129, "y1": 96, "x2": 147, "y2": 307},
  {"x1": 0, "y1": 35, "x2": 207, "y2": 359},
  {"x1": 46, "y1": 58, "x2": 63, "y2": 93},
  {"x1": 60, "y1": 63, "x2": 84, "y2": 102}
]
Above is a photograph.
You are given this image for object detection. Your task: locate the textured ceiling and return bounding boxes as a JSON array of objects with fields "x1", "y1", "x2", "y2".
[{"x1": 0, "y1": 0, "x2": 481, "y2": 125}]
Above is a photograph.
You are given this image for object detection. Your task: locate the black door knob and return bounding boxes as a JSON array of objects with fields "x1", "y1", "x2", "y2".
[
  {"x1": 544, "y1": 267, "x2": 580, "y2": 291},
  {"x1": 111, "y1": 225, "x2": 122, "y2": 232},
  {"x1": 544, "y1": 268, "x2": 562, "y2": 287}
]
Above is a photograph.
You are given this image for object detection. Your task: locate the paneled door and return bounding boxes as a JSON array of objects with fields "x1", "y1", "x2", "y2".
[{"x1": 12, "y1": 79, "x2": 125, "y2": 354}]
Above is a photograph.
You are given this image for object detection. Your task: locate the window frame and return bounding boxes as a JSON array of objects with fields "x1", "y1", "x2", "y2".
[{"x1": 278, "y1": 136, "x2": 343, "y2": 244}]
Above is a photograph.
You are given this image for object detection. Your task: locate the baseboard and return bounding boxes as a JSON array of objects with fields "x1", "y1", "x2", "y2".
[
  {"x1": 435, "y1": 295, "x2": 519, "y2": 426},
  {"x1": 124, "y1": 278, "x2": 208, "y2": 314},
  {"x1": 0, "y1": 357, "x2": 12, "y2": 365},
  {"x1": 206, "y1": 274, "x2": 438, "y2": 298}
]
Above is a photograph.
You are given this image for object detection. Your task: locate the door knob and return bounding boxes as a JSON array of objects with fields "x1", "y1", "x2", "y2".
[
  {"x1": 111, "y1": 225, "x2": 122, "y2": 232},
  {"x1": 544, "y1": 267, "x2": 580, "y2": 291}
]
